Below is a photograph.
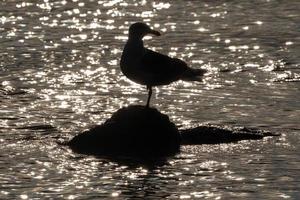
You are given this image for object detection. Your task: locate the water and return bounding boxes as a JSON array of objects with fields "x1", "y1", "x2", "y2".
[{"x1": 0, "y1": 0, "x2": 299, "y2": 199}]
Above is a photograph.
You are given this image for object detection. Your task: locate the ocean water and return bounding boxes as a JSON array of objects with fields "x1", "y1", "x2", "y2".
[{"x1": 0, "y1": 0, "x2": 299, "y2": 199}]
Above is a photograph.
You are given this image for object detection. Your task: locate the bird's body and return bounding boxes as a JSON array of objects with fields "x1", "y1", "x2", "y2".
[{"x1": 120, "y1": 22, "x2": 206, "y2": 107}]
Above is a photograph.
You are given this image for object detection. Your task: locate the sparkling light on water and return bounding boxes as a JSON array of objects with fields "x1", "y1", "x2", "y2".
[{"x1": 0, "y1": 0, "x2": 299, "y2": 199}]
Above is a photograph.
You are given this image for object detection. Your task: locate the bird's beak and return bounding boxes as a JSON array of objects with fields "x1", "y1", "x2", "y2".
[{"x1": 148, "y1": 29, "x2": 161, "y2": 36}]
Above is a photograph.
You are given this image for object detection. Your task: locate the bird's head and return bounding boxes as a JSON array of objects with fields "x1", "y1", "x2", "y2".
[{"x1": 128, "y1": 22, "x2": 161, "y2": 39}]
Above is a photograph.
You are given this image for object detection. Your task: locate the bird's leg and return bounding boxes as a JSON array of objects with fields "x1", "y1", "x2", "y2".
[{"x1": 146, "y1": 86, "x2": 152, "y2": 108}]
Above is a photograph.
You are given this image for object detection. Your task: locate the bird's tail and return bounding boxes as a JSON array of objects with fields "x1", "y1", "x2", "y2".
[{"x1": 181, "y1": 68, "x2": 207, "y2": 81}]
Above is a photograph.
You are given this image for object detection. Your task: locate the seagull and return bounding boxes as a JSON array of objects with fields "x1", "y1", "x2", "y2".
[{"x1": 120, "y1": 22, "x2": 206, "y2": 107}]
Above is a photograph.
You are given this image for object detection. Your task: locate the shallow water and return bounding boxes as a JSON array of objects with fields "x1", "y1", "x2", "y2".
[{"x1": 0, "y1": 0, "x2": 300, "y2": 199}]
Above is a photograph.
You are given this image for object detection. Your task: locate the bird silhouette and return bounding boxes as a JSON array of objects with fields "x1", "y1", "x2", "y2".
[{"x1": 120, "y1": 22, "x2": 206, "y2": 107}]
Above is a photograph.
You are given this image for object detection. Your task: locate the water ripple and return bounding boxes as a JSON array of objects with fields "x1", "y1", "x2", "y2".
[{"x1": 0, "y1": 0, "x2": 299, "y2": 199}]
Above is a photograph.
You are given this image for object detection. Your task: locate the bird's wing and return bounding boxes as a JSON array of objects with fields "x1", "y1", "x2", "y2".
[{"x1": 141, "y1": 49, "x2": 187, "y2": 76}]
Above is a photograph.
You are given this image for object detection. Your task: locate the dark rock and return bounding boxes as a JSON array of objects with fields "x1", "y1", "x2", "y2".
[
  {"x1": 67, "y1": 105, "x2": 181, "y2": 157},
  {"x1": 180, "y1": 125, "x2": 280, "y2": 145},
  {"x1": 66, "y1": 106, "x2": 281, "y2": 158}
]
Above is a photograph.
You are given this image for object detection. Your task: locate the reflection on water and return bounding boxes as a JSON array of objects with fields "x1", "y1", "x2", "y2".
[{"x1": 0, "y1": 0, "x2": 299, "y2": 199}]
